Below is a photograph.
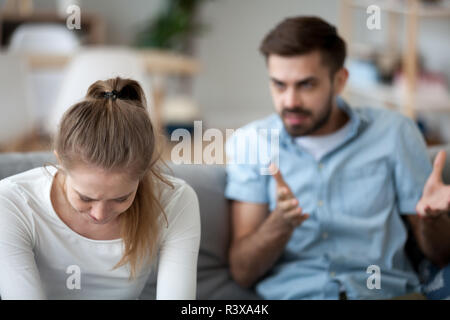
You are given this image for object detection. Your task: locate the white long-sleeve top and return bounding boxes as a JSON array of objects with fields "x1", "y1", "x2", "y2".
[{"x1": 0, "y1": 166, "x2": 201, "y2": 300}]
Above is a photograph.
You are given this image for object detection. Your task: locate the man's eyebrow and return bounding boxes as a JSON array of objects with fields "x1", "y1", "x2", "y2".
[
  {"x1": 74, "y1": 190, "x2": 133, "y2": 201},
  {"x1": 270, "y1": 76, "x2": 317, "y2": 86}
]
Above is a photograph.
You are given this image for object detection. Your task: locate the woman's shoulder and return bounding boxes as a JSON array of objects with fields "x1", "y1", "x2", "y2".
[
  {"x1": 1, "y1": 166, "x2": 54, "y2": 188},
  {"x1": 157, "y1": 173, "x2": 198, "y2": 210},
  {"x1": 0, "y1": 166, "x2": 54, "y2": 200},
  {"x1": 155, "y1": 173, "x2": 201, "y2": 241},
  {"x1": 0, "y1": 168, "x2": 50, "y2": 236},
  {"x1": 153, "y1": 173, "x2": 200, "y2": 227}
]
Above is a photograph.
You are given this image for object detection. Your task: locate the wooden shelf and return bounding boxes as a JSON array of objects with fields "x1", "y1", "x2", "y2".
[
  {"x1": 346, "y1": 0, "x2": 450, "y2": 17},
  {"x1": 339, "y1": 0, "x2": 450, "y2": 120},
  {"x1": 344, "y1": 83, "x2": 450, "y2": 113},
  {"x1": 7, "y1": 48, "x2": 201, "y2": 75},
  {"x1": 139, "y1": 49, "x2": 201, "y2": 75}
]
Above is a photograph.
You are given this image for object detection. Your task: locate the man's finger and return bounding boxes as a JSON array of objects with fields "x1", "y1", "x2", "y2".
[
  {"x1": 423, "y1": 205, "x2": 444, "y2": 219},
  {"x1": 270, "y1": 163, "x2": 289, "y2": 188},
  {"x1": 277, "y1": 187, "x2": 287, "y2": 198},
  {"x1": 430, "y1": 150, "x2": 446, "y2": 183},
  {"x1": 279, "y1": 198, "x2": 299, "y2": 211},
  {"x1": 416, "y1": 202, "x2": 426, "y2": 217},
  {"x1": 277, "y1": 187, "x2": 296, "y2": 202},
  {"x1": 284, "y1": 206, "x2": 303, "y2": 220},
  {"x1": 289, "y1": 212, "x2": 310, "y2": 228}
]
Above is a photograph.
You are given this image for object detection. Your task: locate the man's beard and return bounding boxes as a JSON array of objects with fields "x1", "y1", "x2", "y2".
[{"x1": 281, "y1": 91, "x2": 334, "y2": 137}]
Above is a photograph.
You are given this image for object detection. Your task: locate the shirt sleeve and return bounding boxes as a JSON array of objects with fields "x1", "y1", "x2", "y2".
[
  {"x1": 224, "y1": 130, "x2": 270, "y2": 204},
  {"x1": 156, "y1": 183, "x2": 201, "y2": 300},
  {"x1": 0, "y1": 181, "x2": 47, "y2": 299},
  {"x1": 393, "y1": 117, "x2": 433, "y2": 215}
]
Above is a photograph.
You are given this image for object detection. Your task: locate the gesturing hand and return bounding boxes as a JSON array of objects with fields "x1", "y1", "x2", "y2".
[
  {"x1": 416, "y1": 150, "x2": 450, "y2": 219},
  {"x1": 269, "y1": 163, "x2": 309, "y2": 229}
]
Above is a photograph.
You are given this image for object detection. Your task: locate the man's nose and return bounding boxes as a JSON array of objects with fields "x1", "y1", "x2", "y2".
[{"x1": 283, "y1": 87, "x2": 301, "y2": 109}]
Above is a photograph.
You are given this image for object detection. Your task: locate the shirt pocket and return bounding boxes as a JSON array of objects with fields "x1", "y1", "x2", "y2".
[{"x1": 332, "y1": 159, "x2": 394, "y2": 217}]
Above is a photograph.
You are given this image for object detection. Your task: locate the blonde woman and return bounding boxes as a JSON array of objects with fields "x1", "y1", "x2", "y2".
[{"x1": 0, "y1": 77, "x2": 201, "y2": 300}]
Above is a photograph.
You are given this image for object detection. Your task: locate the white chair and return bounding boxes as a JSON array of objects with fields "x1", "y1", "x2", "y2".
[
  {"x1": 8, "y1": 23, "x2": 80, "y2": 54},
  {"x1": 0, "y1": 53, "x2": 36, "y2": 147},
  {"x1": 8, "y1": 23, "x2": 81, "y2": 126},
  {"x1": 44, "y1": 47, "x2": 153, "y2": 136}
]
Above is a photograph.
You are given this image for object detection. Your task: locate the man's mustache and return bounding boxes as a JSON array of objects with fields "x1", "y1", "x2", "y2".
[{"x1": 282, "y1": 108, "x2": 312, "y2": 117}]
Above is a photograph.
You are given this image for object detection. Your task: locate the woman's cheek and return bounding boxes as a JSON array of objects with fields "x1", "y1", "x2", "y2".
[
  {"x1": 67, "y1": 194, "x2": 89, "y2": 212},
  {"x1": 119, "y1": 200, "x2": 134, "y2": 213},
  {"x1": 74, "y1": 200, "x2": 90, "y2": 212}
]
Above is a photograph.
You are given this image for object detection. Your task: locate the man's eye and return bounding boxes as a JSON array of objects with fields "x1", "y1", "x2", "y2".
[
  {"x1": 80, "y1": 197, "x2": 92, "y2": 202},
  {"x1": 302, "y1": 82, "x2": 314, "y2": 89},
  {"x1": 115, "y1": 198, "x2": 128, "y2": 203}
]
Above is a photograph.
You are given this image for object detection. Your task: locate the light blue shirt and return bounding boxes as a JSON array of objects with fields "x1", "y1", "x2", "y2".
[{"x1": 225, "y1": 98, "x2": 432, "y2": 299}]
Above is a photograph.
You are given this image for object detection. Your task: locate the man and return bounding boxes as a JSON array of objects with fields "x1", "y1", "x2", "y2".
[{"x1": 225, "y1": 16, "x2": 450, "y2": 299}]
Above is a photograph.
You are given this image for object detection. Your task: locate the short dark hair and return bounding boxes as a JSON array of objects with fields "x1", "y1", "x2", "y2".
[{"x1": 260, "y1": 16, "x2": 346, "y2": 75}]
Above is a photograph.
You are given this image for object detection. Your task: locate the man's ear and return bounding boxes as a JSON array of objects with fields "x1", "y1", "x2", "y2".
[{"x1": 333, "y1": 67, "x2": 349, "y2": 95}]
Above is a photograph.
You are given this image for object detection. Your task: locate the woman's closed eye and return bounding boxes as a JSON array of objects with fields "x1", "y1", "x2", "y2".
[
  {"x1": 79, "y1": 196, "x2": 129, "y2": 203},
  {"x1": 114, "y1": 197, "x2": 129, "y2": 203},
  {"x1": 79, "y1": 196, "x2": 93, "y2": 203}
]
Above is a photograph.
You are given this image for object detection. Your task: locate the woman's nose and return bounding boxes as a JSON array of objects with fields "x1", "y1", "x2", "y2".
[{"x1": 89, "y1": 203, "x2": 109, "y2": 221}]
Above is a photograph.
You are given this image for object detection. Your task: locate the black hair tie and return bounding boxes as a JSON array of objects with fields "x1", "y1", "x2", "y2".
[{"x1": 103, "y1": 90, "x2": 119, "y2": 101}]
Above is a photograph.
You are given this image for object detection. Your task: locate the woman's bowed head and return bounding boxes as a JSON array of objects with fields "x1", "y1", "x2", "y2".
[
  {"x1": 52, "y1": 77, "x2": 171, "y2": 279},
  {"x1": 0, "y1": 76, "x2": 200, "y2": 299}
]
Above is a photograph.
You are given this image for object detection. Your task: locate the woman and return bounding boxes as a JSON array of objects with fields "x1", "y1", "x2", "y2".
[{"x1": 0, "y1": 77, "x2": 201, "y2": 300}]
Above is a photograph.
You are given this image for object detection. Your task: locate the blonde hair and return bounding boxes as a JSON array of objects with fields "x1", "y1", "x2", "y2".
[{"x1": 53, "y1": 77, "x2": 172, "y2": 279}]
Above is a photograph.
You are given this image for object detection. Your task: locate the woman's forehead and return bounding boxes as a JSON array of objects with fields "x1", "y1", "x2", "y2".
[{"x1": 66, "y1": 166, "x2": 138, "y2": 197}]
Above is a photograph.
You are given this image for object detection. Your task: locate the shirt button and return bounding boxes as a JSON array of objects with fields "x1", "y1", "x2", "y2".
[
  {"x1": 330, "y1": 271, "x2": 336, "y2": 278},
  {"x1": 318, "y1": 200, "x2": 324, "y2": 207},
  {"x1": 322, "y1": 232, "x2": 328, "y2": 239},
  {"x1": 318, "y1": 163, "x2": 324, "y2": 169}
]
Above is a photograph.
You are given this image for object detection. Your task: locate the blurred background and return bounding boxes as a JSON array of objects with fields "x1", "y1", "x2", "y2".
[{"x1": 0, "y1": 0, "x2": 449, "y2": 159}]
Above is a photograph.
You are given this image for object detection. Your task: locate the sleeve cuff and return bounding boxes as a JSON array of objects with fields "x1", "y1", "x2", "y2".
[
  {"x1": 225, "y1": 181, "x2": 268, "y2": 204},
  {"x1": 398, "y1": 194, "x2": 421, "y2": 215}
]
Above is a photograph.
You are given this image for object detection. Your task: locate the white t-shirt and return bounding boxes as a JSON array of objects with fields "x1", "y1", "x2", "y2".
[
  {"x1": 294, "y1": 121, "x2": 352, "y2": 161},
  {"x1": 0, "y1": 166, "x2": 201, "y2": 300}
]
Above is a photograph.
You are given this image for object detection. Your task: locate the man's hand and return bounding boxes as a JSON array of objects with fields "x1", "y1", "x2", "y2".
[
  {"x1": 416, "y1": 150, "x2": 450, "y2": 219},
  {"x1": 269, "y1": 163, "x2": 309, "y2": 229}
]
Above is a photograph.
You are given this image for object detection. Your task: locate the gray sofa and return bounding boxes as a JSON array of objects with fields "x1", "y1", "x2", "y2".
[{"x1": 0, "y1": 146, "x2": 449, "y2": 299}]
